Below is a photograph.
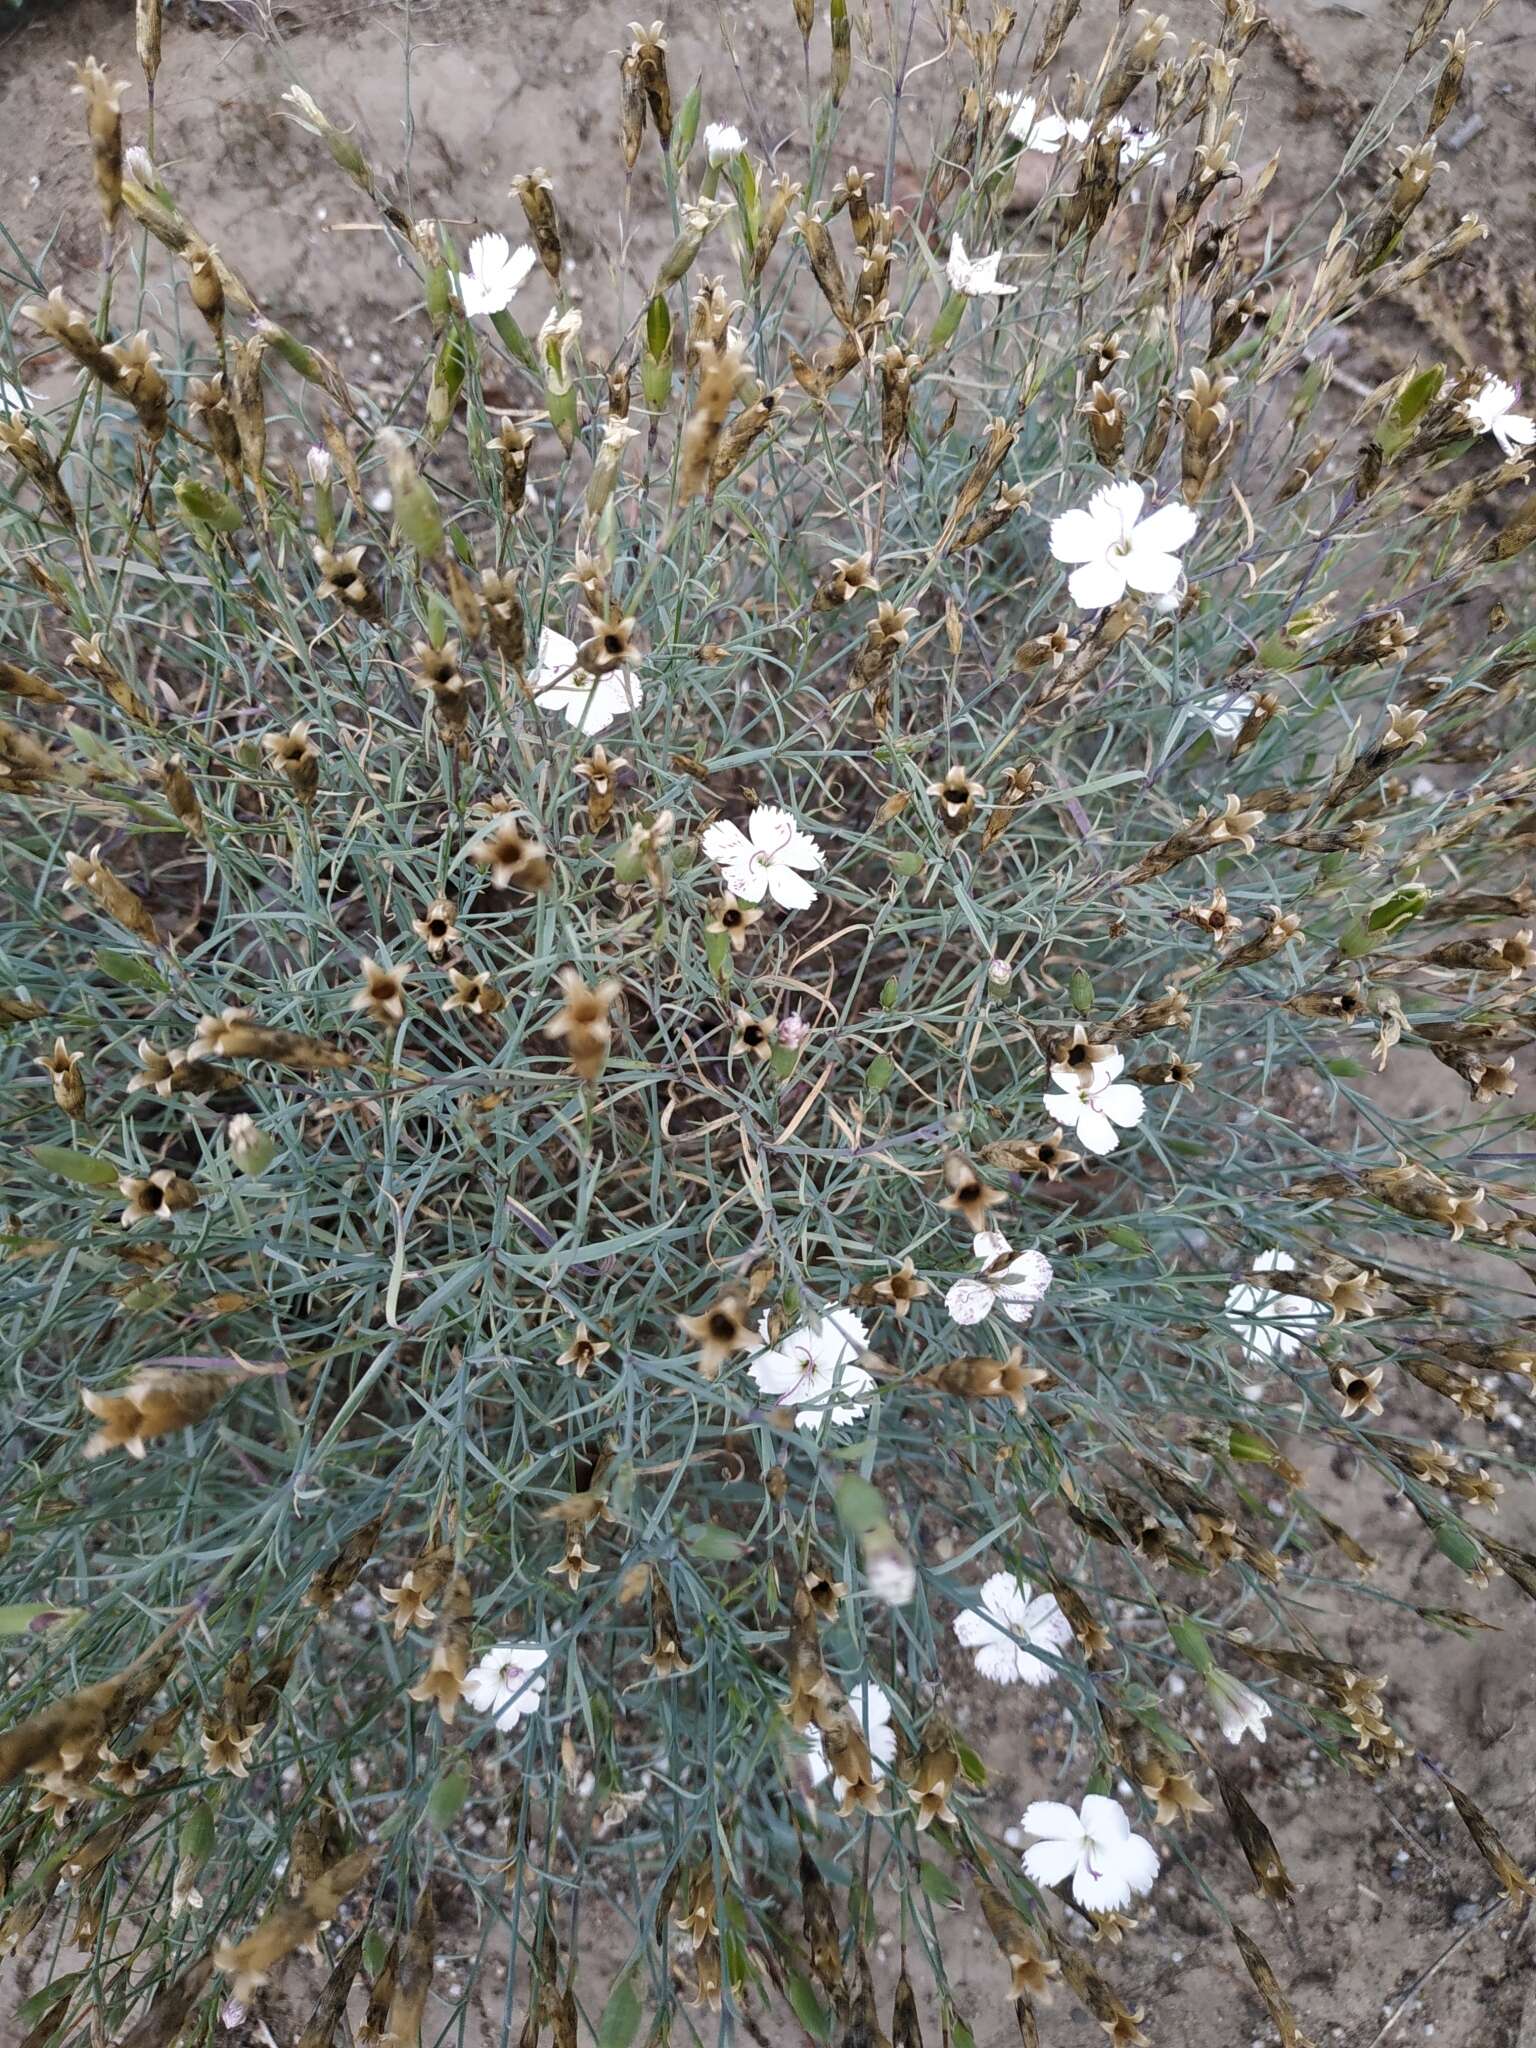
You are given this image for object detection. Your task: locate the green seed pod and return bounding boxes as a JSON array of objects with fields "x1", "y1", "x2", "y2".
[
  {"x1": 174, "y1": 478, "x2": 244, "y2": 534},
  {"x1": 642, "y1": 296, "x2": 673, "y2": 411}
]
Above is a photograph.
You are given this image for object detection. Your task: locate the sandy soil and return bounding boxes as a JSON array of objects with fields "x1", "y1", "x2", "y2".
[{"x1": 1, "y1": 1, "x2": 1534, "y2": 2043}]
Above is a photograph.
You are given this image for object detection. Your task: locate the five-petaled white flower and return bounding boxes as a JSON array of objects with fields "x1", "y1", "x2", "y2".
[
  {"x1": 1192, "y1": 688, "x2": 1255, "y2": 741},
  {"x1": 1041, "y1": 1044, "x2": 1145, "y2": 1157},
  {"x1": 530, "y1": 626, "x2": 644, "y2": 736},
  {"x1": 456, "y1": 231, "x2": 537, "y2": 318},
  {"x1": 1462, "y1": 375, "x2": 1536, "y2": 460},
  {"x1": 946, "y1": 233, "x2": 1018, "y2": 298},
  {"x1": 704, "y1": 122, "x2": 747, "y2": 166},
  {"x1": 1222, "y1": 1248, "x2": 1327, "y2": 1363},
  {"x1": 802, "y1": 1680, "x2": 897, "y2": 1801},
  {"x1": 1205, "y1": 1667, "x2": 1272, "y2": 1747},
  {"x1": 702, "y1": 804, "x2": 824, "y2": 911},
  {"x1": 999, "y1": 93, "x2": 1083, "y2": 155},
  {"x1": 952, "y1": 1571, "x2": 1071, "y2": 1686},
  {"x1": 462, "y1": 1641, "x2": 549, "y2": 1730},
  {"x1": 749, "y1": 1308, "x2": 874, "y2": 1428},
  {"x1": 1021, "y1": 1795, "x2": 1159, "y2": 1914},
  {"x1": 1049, "y1": 479, "x2": 1198, "y2": 612},
  {"x1": 945, "y1": 1231, "x2": 1053, "y2": 1327}
]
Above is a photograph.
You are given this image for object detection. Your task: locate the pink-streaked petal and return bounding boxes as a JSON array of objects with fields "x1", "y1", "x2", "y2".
[
  {"x1": 701, "y1": 819, "x2": 754, "y2": 867},
  {"x1": 721, "y1": 862, "x2": 768, "y2": 903},
  {"x1": 945, "y1": 1277, "x2": 994, "y2": 1325},
  {"x1": 1007, "y1": 1248, "x2": 1053, "y2": 1297},
  {"x1": 747, "y1": 805, "x2": 805, "y2": 858}
]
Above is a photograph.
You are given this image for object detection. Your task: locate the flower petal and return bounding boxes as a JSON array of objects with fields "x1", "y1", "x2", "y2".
[
  {"x1": 973, "y1": 1640, "x2": 1029, "y2": 1684},
  {"x1": 800, "y1": 1728, "x2": 831, "y2": 1787},
  {"x1": 1123, "y1": 547, "x2": 1184, "y2": 597},
  {"x1": 535, "y1": 671, "x2": 639, "y2": 736},
  {"x1": 1080, "y1": 1794, "x2": 1130, "y2": 1841},
  {"x1": 749, "y1": 805, "x2": 822, "y2": 870},
  {"x1": 1022, "y1": 1799, "x2": 1085, "y2": 1842},
  {"x1": 765, "y1": 863, "x2": 819, "y2": 911},
  {"x1": 1048, "y1": 507, "x2": 1106, "y2": 566},
  {"x1": 1132, "y1": 501, "x2": 1199, "y2": 554},
  {"x1": 979, "y1": 1572, "x2": 1031, "y2": 1625},
  {"x1": 748, "y1": 1347, "x2": 801, "y2": 1398},
  {"x1": 1088, "y1": 477, "x2": 1146, "y2": 539},
  {"x1": 952, "y1": 1607, "x2": 999, "y2": 1649},
  {"x1": 1023, "y1": 1837, "x2": 1083, "y2": 1890},
  {"x1": 1071, "y1": 1859, "x2": 1133, "y2": 1914},
  {"x1": 1073, "y1": 1103, "x2": 1121, "y2": 1155},
  {"x1": 1002, "y1": 1248, "x2": 1053, "y2": 1300},
  {"x1": 1111, "y1": 1830, "x2": 1160, "y2": 1900},
  {"x1": 1068, "y1": 557, "x2": 1127, "y2": 610},
  {"x1": 810, "y1": 1307, "x2": 871, "y2": 1362},
  {"x1": 529, "y1": 627, "x2": 580, "y2": 687},
  {"x1": 701, "y1": 819, "x2": 755, "y2": 868},
  {"x1": 944, "y1": 1277, "x2": 994, "y2": 1326},
  {"x1": 1093, "y1": 1081, "x2": 1145, "y2": 1130},
  {"x1": 722, "y1": 861, "x2": 768, "y2": 903}
]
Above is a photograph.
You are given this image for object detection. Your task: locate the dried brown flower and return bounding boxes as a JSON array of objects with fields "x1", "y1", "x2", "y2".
[
  {"x1": 676, "y1": 1289, "x2": 755, "y2": 1380},
  {"x1": 939, "y1": 1151, "x2": 1007, "y2": 1231}
]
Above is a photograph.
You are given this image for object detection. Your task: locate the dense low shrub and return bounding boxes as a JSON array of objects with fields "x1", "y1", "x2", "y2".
[{"x1": 2, "y1": 2, "x2": 1533, "y2": 2042}]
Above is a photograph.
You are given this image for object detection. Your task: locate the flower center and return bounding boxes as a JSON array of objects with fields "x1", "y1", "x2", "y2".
[{"x1": 789, "y1": 1349, "x2": 823, "y2": 1392}]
